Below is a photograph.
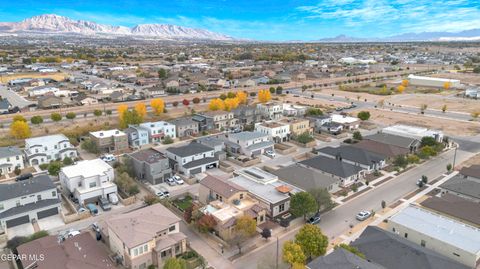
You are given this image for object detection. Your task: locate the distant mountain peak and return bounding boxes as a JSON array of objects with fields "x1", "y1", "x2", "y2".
[{"x1": 0, "y1": 14, "x2": 233, "y2": 41}]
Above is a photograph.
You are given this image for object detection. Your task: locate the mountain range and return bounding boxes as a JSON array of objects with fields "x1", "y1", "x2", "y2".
[
  {"x1": 318, "y1": 30, "x2": 480, "y2": 42},
  {"x1": 0, "y1": 14, "x2": 233, "y2": 40}
]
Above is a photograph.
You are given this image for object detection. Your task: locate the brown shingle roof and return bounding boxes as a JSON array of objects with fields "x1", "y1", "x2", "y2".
[
  {"x1": 420, "y1": 193, "x2": 480, "y2": 227},
  {"x1": 200, "y1": 175, "x2": 246, "y2": 199},
  {"x1": 352, "y1": 140, "x2": 409, "y2": 158},
  {"x1": 460, "y1": 165, "x2": 480, "y2": 178}
]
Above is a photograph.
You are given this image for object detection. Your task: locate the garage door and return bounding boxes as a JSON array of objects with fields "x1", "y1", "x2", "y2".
[
  {"x1": 37, "y1": 207, "x2": 58, "y2": 219},
  {"x1": 6, "y1": 215, "x2": 30, "y2": 228},
  {"x1": 251, "y1": 150, "x2": 262, "y2": 156},
  {"x1": 190, "y1": 167, "x2": 202, "y2": 175}
]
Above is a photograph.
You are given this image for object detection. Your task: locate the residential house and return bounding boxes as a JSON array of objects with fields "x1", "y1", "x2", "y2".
[
  {"x1": 0, "y1": 146, "x2": 24, "y2": 175},
  {"x1": 273, "y1": 164, "x2": 341, "y2": 193},
  {"x1": 89, "y1": 129, "x2": 129, "y2": 154},
  {"x1": 24, "y1": 134, "x2": 77, "y2": 165},
  {"x1": 351, "y1": 226, "x2": 469, "y2": 269},
  {"x1": 382, "y1": 124, "x2": 444, "y2": 143},
  {"x1": 78, "y1": 96, "x2": 98, "y2": 106},
  {"x1": 124, "y1": 125, "x2": 150, "y2": 148},
  {"x1": 439, "y1": 165, "x2": 480, "y2": 202},
  {"x1": 282, "y1": 104, "x2": 307, "y2": 117},
  {"x1": 255, "y1": 121, "x2": 290, "y2": 143},
  {"x1": 192, "y1": 114, "x2": 215, "y2": 132},
  {"x1": 233, "y1": 105, "x2": 261, "y2": 127},
  {"x1": 17, "y1": 232, "x2": 116, "y2": 269},
  {"x1": 0, "y1": 175, "x2": 60, "y2": 229},
  {"x1": 307, "y1": 248, "x2": 385, "y2": 269},
  {"x1": 352, "y1": 140, "x2": 411, "y2": 159},
  {"x1": 28, "y1": 86, "x2": 60, "y2": 97},
  {"x1": 280, "y1": 118, "x2": 312, "y2": 137},
  {"x1": 104, "y1": 203, "x2": 187, "y2": 269},
  {"x1": 165, "y1": 142, "x2": 218, "y2": 176},
  {"x1": 421, "y1": 193, "x2": 480, "y2": 227},
  {"x1": 387, "y1": 205, "x2": 480, "y2": 268},
  {"x1": 465, "y1": 87, "x2": 479, "y2": 99},
  {"x1": 256, "y1": 102, "x2": 283, "y2": 120},
  {"x1": 169, "y1": 117, "x2": 199, "y2": 138},
  {"x1": 128, "y1": 148, "x2": 172, "y2": 185},
  {"x1": 59, "y1": 159, "x2": 117, "y2": 205},
  {"x1": 196, "y1": 111, "x2": 238, "y2": 131},
  {"x1": 139, "y1": 121, "x2": 177, "y2": 142},
  {"x1": 299, "y1": 155, "x2": 363, "y2": 187},
  {"x1": 199, "y1": 175, "x2": 267, "y2": 239},
  {"x1": 226, "y1": 131, "x2": 274, "y2": 156},
  {"x1": 37, "y1": 95, "x2": 64, "y2": 109},
  {"x1": 331, "y1": 114, "x2": 360, "y2": 130},
  {"x1": 364, "y1": 132, "x2": 421, "y2": 153},
  {"x1": 196, "y1": 136, "x2": 226, "y2": 160},
  {"x1": 230, "y1": 167, "x2": 301, "y2": 218},
  {"x1": 0, "y1": 99, "x2": 11, "y2": 114},
  {"x1": 315, "y1": 146, "x2": 387, "y2": 173}
]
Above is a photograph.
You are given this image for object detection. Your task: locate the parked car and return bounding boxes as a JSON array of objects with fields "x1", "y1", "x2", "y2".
[
  {"x1": 206, "y1": 164, "x2": 216, "y2": 169},
  {"x1": 98, "y1": 197, "x2": 112, "y2": 211},
  {"x1": 77, "y1": 207, "x2": 87, "y2": 213},
  {"x1": 100, "y1": 154, "x2": 116, "y2": 162},
  {"x1": 173, "y1": 175, "x2": 184, "y2": 185},
  {"x1": 67, "y1": 230, "x2": 81, "y2": 238},
  {"x1": 265, "y1": 150, "x2": 276, "y2": 158},
  {"x1": 15, "y1": 173, "x2": 33, "y2": 182},
  {"x1": 307, "y1": 213, "x2": 321, "y2": 224},
  {"x1": 159, "y1": 186, "x2": 170, "y2": 197},
  {"x1": 108, "y1": 193, "x2": 119, "y2": 205},
  {"x1": 356, "y1": 210, "x2": 372, "y2": 221},
  {"x1": 91, "y1": 222, "x2": 100, "y2": 232},
  {"x1": 166, "y1": 177, "x2": 176, "y2": 186},
  {"x1": 86, "y1": 203, "x2": 98, "y2": 215}
]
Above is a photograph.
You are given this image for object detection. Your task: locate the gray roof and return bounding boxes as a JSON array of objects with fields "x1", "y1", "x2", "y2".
[
  {"x1": 229, "y1": 131, "x2": 269, "y2": 142},
  {"x1": 183, "y1": 157, "x2": 218, "y2": 169},
  {"x1": 0, "y1": 146, "x2": 22, "y2": 159},
  {"x1": 169, "y1": 117, "x2": 197, "y2": 126},
  {"x1": 0, "y1": 99, "x2": 10, "y2": 110},
  {"x1": 351, "y1": 226, "x2": 470, "y2": 269},
  {"x1": 440, "y1": 173, "x2": 480, "y2": 200},
  {"x1": 0, "y1": 175, "x2": 56, "y2": 202},
  {"x1": 389, "y1": 205, "x2": 480, "y2": 254},
  {"x1": 365, "y1": 133, "x2": 419, "y2": 149},
  {"x1": 421, "y1": 193, "x2": 480, "y2": 227},
  {"x1": 0, "y1": 199, "x2": 59, "y2": 219},
  {"x1": 200, "y1": 175, "x2": 246, "y2": 199},
  {"x1": 246, "y1": 140, "x2": 274, "y2": 151},
  {"x1": 167, "y1": 142, "x2": 214, "y2": 157},
  {"x1": 129, "y1": 148, "x2": 166, "y2": 163},
  {"x1": 307, "y1": 248, "x2": 385, "y2": 269},
  {"x1": 273, "y1": 164, "x2": 338, "y2": 191},
  {"x1": 196, "y1": 136, "x2": 225, "y2": 148},
  {"x1": 299, "y1": 156, "x2": 363, "y2": 178},
  {"x1": 316, "y1": 146, "x2": 386, "y2": 166},
  {"x1": 459, "y1": 165, "x2": 480, "y2": 178}
]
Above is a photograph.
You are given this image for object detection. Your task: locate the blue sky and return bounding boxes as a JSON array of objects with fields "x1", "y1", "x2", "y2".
[{"x1": 1, "y1": 0, "x2": 480, "y2": 40}]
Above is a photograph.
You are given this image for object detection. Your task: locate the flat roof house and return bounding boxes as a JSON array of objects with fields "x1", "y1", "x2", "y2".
[
  {"x1": 139, "y1": 121, "x2": 177, "y2": 142},
  {"x1": 24, "y1": 134, "x2": 78, "y2": 165},
  {"x1": 59, "y1": 159, "x2": 117, "y2": 205},
  {"x1": 89, "y1": 129, "x2": 129, "y2": 154},
  {"x1": 0, "y1": 146, "x2": 24, "y2": 175},
  {"x1": 330, "y1": 114, "x2": 360, "y2": 130},
  {"x1": 128, "y1": 148, "x2": 172, "y2": 185},
  {"x1": 165, "y1": 142, "x2": 218, "y2": 176},
  {"x1": 0, "y1": 175, "x2": 60, "y2": 229},
  {"x1": 255, "y1": 121, "x2": 290, "y2": 143},
  {"x1": 124, "y1": 125, "x2": 150, "y2": 148},
  {"x1": 387, "y1": 205, "x2": 480, "y2": 268},
  {"x1": 104, "y1": 203, "x2": 187, "y2": 269}
]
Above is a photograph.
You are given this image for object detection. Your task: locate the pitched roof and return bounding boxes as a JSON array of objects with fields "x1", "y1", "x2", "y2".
[
  {"x1": 351, "y1": 140, "x2": 409, "y2": 158},
  {"x1": 459, "y1": 165, "x2": 480, "y2": 178},
  {"x1": 299, "y1": 155, "x2": 363, "y2": 178},
  {"x1": 316, "y1": 146, "x2": 386, "y2": 166},
  {"x1": 183, "y1": 157, "x2": 218, "y2": 169},
  {"x1": 106, "y1": 203, "x2": 181, "y2": 248},
  {"x1": 0, "y1": 175, "x2": 56, "y2": 202},
  {"x1": 440, "y1": 173, "x2": 480, "y2": 200},
  {"x1": 229, "y1": 131, "x2": 269, "y2": 142},
  {"x1": 420, "y1": 193, "x2": 480, "y2": 227},
  {"x1": 365, "y1": 133, "x2": 419, "y2": 149},
  {"x1": 0, "y1": 146, "x2": 22, "y2": 159},
  {"x1": 307, "y1": 248, "x2": 385, "y2": 269},
  {"x1": 200, "y1": 175, "x2": 246, "y2": 199},
  {"x1": 167, "y1": 142, "x2": 213, "y2": 157},
  {"x1": 351, "y1": 226, "x2": 470, "y2": 269},
  {"x1": 272, "y1": 164, "x2": 338, "y2": 191}
]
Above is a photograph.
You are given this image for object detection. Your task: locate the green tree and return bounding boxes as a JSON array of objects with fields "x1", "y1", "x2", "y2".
[
  {"x1": 163, "y1": 257, "x2": 187, "y2": 269},
  {"x1": 62, "y1": 157, "x2": 74, "y2": 166},
  {"x1": 295, "y1": 224, "x2": 328, "y2": 260},
  {"x1": 48, "y1": 161, "x2": 63, "y2": 176},
  {"x1": 105, "y1": 109, "x2": 112, "y2": 116},
  {"x1": 229, "y1": 216, "x2": 257, "y2": 254},
  {"x1": 420, "y1": 136, "x2": 437, "y2": 147},
  {"x1": 30, "y1": 115, "x2": 43, "y2": 125},
  {"x1": 305, "y1": 108, "x2": 323, "y2": 116},
  {"x1": 158, "y1": 68, "x2": 168, "y2": 79},
  {"x1": 66, "y1": 112, "x2": 76, "y2": 121},
  {"x1": 120, "y1": 110, "x2": 143, "y2": 128},
  {"x1": 162, "y1": 136, "x2": 174, "y2": 144},
  {"x1": 352, "y1": 131, "x2": 362, "y2": 140},
  {"x1": 93, "y1": 109, "x2": 103, "y2": 117},
  {"x1": 334, "y1": 243, "x2": 365, "y2": 259},
  {"x1": 282, "y1": 240, "x2": 306, "y2": 266},
  {"x1": 276, "y1": 86, "x2": 283, "y2": 95},
  {"x1": 290, "y1": 192, "x2": 318, "y2": 220},
  {"x1": 81, "y1": 139, "x2": 99, "y2": 154},
  {"x1": 393, "y1": 155, "x2": 408, "y2": 168},
  {"x1": 296, "y1": 132, "x2": 314, "y2": 144},
  {"x1": 308, "y1": 188, "x2": 333, "y2": 212},
  {"x1": 50, "y1": 113, "x2": 62, "y2": 122},
  {"x1": 446, "y1": 163, "x2": 452, "y2": 172},
  {"x1": 357, "y1": 111, "x2": 371, "y2": 121}
]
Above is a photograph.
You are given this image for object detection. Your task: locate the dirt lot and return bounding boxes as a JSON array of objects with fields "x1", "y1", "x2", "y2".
[
  {"x1": 319, "y1": 88, "x2": 388, "y2": 102},
  {"x1": 431, "y1": 73, "x2": 480, "y2": 85},
  {"x1": 358, "y1": 108, "x2": 480, "y2": 136},
  {"x1": 0, "y1": 72, "x2": 69, "y2": 83},
  {"x1": 386, "y1": 94, "x2": 480, "y2": 114},
  {"x1": 282, "y1": 95, "x2": 349, "y2": 110},
  {"x1": 458, "y1": 153, "x2": 480, "y2": 168}
]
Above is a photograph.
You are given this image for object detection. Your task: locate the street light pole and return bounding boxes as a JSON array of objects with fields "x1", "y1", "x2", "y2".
[{"x1": 452, "y1": 145, "x2": 458, "y2": 169}]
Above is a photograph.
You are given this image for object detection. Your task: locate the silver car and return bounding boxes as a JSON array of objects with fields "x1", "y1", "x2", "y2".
[{"x1": 356, "y1": 210, "x2": 371, "y2": 221}]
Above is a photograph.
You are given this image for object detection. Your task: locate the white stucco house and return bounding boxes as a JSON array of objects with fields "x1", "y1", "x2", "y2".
[{"x1": 24, "y1": 134, "x2": 77, "y2": 166}]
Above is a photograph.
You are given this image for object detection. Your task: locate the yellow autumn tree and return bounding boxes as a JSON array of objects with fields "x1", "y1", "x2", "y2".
[
  {"x1": 224, "y1": 97, "x2": 240, "y2": 111},
  {"x1": 258, "y1": 89, "x2": 271, "y2": 103},
  {"x1": 397, "y1": 85, "x2": 405, "y2": 93},
  {"x1": 117, "y1": 104, "x2": 128, "y2": 120},
  {"x1": 209, "y1": 98, "x2": 225, "y2": 111},
  {"x1": 150, "y1": 98, "x2": 165, "y2": 116},
  {"x1": 134, "y1": 103, "x2": 147, "y2": 119},
  {"x1": 401, "y1": 79, "x2": 409, "y2": 87},
  {"x1": 236, "y1": 91, "x2": 248, "y2": 105},
  {"x1": 443, "y1": 82, "x2": 451, "y2": 90},
  {"x1": 10, "y1": 121, "x2": 31, "y2": 139}
]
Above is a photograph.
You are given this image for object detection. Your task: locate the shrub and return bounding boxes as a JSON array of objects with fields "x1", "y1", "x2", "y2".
[
  {"x1": 162, "y1": 136, "x2": 174, "y2": 144},
  {"x1": 357, "y1": 111, "x2": 371, "y2": 121}
]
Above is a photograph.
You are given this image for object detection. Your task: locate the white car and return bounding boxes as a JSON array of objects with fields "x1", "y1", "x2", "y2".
[
  {"x1": 108, "y1": 193, "x2": 119, "y2": 205},
  {"x1": 67, "y1": 230, "x2": 81, "y2": 238},
  {"x1": 173, "y1": 175, "x2": 184, "y2": 185},
  {"x1": 100, "y1": 154, "x2": 116, "y2": 162},
  {"x1": 166, "y1": 177, "x2": 176, "y2": 186},
  {"x1": 356, "y1": 210, "x2": 372, "y2": 221},
  {"x1": 265, "y1": 150, "x2": 276, "y2": 158}
]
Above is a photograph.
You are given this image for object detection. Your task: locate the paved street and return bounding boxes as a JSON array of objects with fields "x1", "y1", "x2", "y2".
[
  {"x1": 0, "y1": 85, "x2": 34, "y2": 108},
  {"x1": 233, "y1": 144, "x2": 476, "y2": 269}
]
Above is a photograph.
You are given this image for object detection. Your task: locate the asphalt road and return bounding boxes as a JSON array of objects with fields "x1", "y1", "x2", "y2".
[
  {"x1": 0, "y1": 85, "x2": 34, "y2": 108},
  {"x1": 233, "y1": 143, "x2": 477, "y2": 269}
]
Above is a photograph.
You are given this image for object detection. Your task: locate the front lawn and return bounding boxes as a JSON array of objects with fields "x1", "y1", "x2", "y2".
[{"x1": 173, "y1": 195, "x2": 193, "y2": 211}]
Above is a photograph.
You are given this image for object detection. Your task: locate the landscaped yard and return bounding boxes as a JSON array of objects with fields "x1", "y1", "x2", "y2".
[{"x1": 173, "y1": 195, "x2": 193, "y2": 211}]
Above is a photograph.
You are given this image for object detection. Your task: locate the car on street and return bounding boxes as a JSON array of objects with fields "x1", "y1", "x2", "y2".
[
  {"x1": 265, "y1": 150, "x2": 276, "y2": 158},
  {"x1": 356, "y1": 210, "x2": 372, "y2": 221},
  {"x1": 307, "y1": 213, "x2": 321, "y2": 224},
  {"x1": 67, "y1": 230, "x2": 81, "y2": 238},
  {"x1": 172, "y1": 175, "x2": 184, "y2": 185},
  {"x1": 77, "y1": 207, "x2": 86, "y2": 213}
]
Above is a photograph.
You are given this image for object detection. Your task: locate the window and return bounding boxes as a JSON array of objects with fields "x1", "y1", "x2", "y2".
[
  {"x1": 144, "y1": 245, "x2": 148, "y2": 252},
  {"x1": 16, "y1": 200, "x2": 20, "y2": 206},
  {"x1": 169, "y1": 225, "x2": 175, "y2": 232},
  {"x1": 89, "y1": 182, "x2": 97, "y2": 188},
  {"x1": 420, "y1": 240, "x2": 426, "y2": 247},
  {"x1": 52, "y1": 191, "x2": 56, "y2": 197},
  {"x1": 239, "y1": 194, "x2": 244, "y2": 199},
  {"x1": 78, "y1": 182, "x2": 82, "y2": 187},
  {"x1": 6, "y1": 157, "x2": 10, "y2": 162},
  {"x1": 134, "y1": 248, "x2": 138, "y2": 256},
  {"x1": 16, "y1": 156, "x2": 19, "y2": 160},
  {"x1": 279, "y1": 204, "x2": 285, "y2": 212},
  {"x1": 37, "y1": 194, "x2": 42, "y2": 201},
  {"x1": 404, "y1": 233, "x2": 408, "y2": 238},
  {"x1": 0, "y1": 204, "x2": 3, "y2": 210},
  {"x1": 453, "y1": 253, "x2": 460, "y2": 257}
]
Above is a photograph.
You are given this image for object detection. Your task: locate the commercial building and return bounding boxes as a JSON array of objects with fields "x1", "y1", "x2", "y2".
[
  {"x1": 408, "y1": 74, "x2": 461, "y2": 88},
  {"x1": 382, "y1": 124, "x2": 444, "y2": 142}
]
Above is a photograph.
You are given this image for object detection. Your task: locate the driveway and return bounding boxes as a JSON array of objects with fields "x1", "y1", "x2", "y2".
[
  {"x1": 7, "y1": 223, "x2": 34, "y2": 238},
  {"x1": 0, "y1": 86, "x2": 34, "y2": 108},
  {"x1": 37, "y1": 215, "x2": 65, "y2": 231}
]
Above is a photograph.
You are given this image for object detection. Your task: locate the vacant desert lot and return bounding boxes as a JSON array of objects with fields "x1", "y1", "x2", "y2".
[
  {"x1": 0, "y1": 72, "x2": 69, "y2": 83},
  {"x1": 359, "y1": 108, "x2": 480, "y2": 136},
  {"x1": 431, "y1": 72, "x2": 480, "y2": 84},
  {"x1": 386, "y1": 94, "x2": 480, "y2": 114},
  {"x1": 283, "y1": 95, "x2": 349, "y2": 109},
  {"x1": 320, "y1": 88, "x2": 388, "y2": 102}
]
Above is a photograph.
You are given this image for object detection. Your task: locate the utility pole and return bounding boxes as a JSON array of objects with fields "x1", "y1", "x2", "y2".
[
  {"x1": 452, "y1": 145, "x2": 458, "y2": 169},
  {"x1": 276, "y1": 236, "x2": 279, "y2": 269}
]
